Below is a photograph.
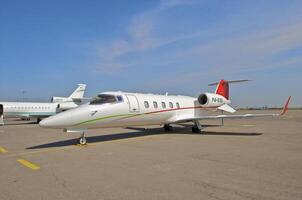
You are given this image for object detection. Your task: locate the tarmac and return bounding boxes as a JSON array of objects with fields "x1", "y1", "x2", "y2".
[{"x1": 0, "y1": 110, "x2": 301, "y2": 200}]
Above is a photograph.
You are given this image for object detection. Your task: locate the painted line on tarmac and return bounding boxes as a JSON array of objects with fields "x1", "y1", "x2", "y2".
[
  {"x1": 0, "y1": 146, "x2": 8, "y2": 153},
  {"x1": 17, "y1": 159, "x2": 40, "y2": 170}
]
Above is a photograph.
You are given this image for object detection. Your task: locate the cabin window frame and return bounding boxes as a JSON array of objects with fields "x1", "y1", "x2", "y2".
[
  {"x1": 144, "y1": 101, "x2": 149, "y2": 108},
  {"x1": 90, "y1": 94, "x2": 118, "y2": 105}
]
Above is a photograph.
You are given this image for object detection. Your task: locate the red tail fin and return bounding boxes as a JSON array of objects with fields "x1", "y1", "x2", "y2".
[
  {"x1": 215, "y1": 80, "x2": 229, "y2": 99},
  {"x1": 208, "y1": 79, "x2": 250, "y2": 100}
]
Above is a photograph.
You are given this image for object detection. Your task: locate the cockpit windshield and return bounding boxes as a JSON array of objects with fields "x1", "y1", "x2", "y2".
[{"x1": 90, "y1": 94, "x2": 117, "y2": 105}]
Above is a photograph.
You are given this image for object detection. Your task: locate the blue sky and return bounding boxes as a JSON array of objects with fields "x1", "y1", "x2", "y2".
[{"x1": 0, "y1": 0, "x2": 301, "y2": 107}]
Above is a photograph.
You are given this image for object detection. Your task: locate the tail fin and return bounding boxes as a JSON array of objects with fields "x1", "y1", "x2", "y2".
[
  {"x1": 208, "y1": 79, "x2": 250, "y2": 100},
  {"x1": 69, "y1": 84, "x2": 86, "y2": 100}
]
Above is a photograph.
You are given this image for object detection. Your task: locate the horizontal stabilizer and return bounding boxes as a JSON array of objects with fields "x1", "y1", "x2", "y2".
[
  {"x1": 218, "y1": 104, "x2": 236, "y2": 113},
  {"x1": 208, "y1": 79, "x2": 251, "y2": 86},
  {"x1": 208, "y1": 79, "x2": 251, "y2": 100}
]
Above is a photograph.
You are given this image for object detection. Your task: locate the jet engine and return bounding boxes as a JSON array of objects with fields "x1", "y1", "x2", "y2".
[
  {"x1": 197, "y1": 93, "x2": 230, "y2": 107},
  {"x1": 51, "y1": 97, "x2": 70, "y2": 103}
]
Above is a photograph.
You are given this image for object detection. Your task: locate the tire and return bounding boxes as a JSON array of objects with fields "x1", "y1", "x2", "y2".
[
  {"x1": 192, "y1": 126, "x2": 200, "y2": 133},
  {"x1": 164, "y1": 124, "x2": 172, "y2": 132},
  {"x1": 79, "y1": 137, "x2": 87, "y2": 145}
]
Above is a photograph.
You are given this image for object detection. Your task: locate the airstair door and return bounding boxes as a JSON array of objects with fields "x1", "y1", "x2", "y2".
[{"x1": 125, "y1": 95, "x2": 140, "y2": 113}]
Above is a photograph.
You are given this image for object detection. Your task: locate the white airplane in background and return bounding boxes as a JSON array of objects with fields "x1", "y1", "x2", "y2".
[
  {"x1": 39, "y1": 80, "x2": 291, "y2": 145},
  {"x1": 50, "y1": 84, "x2": 87, "y2": 111},
  {"x1": 0, "y1": 84, "x2": 86, "y2": 125}
]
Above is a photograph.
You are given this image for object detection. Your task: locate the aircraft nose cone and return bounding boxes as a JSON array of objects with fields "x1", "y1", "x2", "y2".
[
  {"x1": 39, "y1": 112, "x2": 73, "y2": 128},
  {"x1": 39, "y1": 117, "x2": 57, "y2": 128}
]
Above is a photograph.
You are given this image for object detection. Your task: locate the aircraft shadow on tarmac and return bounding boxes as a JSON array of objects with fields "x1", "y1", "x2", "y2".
[{"x1": 27, "y1": 127, "x2": 262, "y2": 149}]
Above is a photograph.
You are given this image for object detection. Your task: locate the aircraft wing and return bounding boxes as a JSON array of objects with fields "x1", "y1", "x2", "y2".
[{"x1": 174, "y1": 96, "x2": 291, "y2": 123}]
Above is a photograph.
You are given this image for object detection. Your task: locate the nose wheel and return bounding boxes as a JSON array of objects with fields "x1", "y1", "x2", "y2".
[{"x1": 79, "y1": 132, "x2": 87, "y2": 145}]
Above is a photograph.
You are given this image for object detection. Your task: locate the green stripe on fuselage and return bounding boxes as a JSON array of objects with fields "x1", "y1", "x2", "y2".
[{"x1": 74, "y1": 114, "x2": 137, "y2": 126}]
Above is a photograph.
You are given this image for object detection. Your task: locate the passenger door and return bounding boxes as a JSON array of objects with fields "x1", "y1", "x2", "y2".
[{"x1": 125, "y1": 95, "x2": 140, "y2": 113}]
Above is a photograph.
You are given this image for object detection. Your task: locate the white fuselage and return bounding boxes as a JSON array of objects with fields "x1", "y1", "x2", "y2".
[
  {"x1": 0, "y1": 84, "x2": 87, "y2": 122},
  {"x1": 0, "y1": 102, "x2": 59, "y2": 119},
  {"x1": 40, "y1": 91, "x2": 225, "y2": 130}
]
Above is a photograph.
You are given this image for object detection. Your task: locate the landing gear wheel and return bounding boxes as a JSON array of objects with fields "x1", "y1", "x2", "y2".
[
  {"x1": 79, "y1": 132, "x2": 87, "y2": 145},
  {"x1": 192, "y1": 125, "x2": 200, "y2": 133},
  {"x1": 164, "y1": 124, "x2": 173, "y2": 132},
  {"x1": 79, "y1": 137, "x2": 87, "y2": 145},
  {"x1": 37, "y1": 118, "x2": 41, "y2": 123}
]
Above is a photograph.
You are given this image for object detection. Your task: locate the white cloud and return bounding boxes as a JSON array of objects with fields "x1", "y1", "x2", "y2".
[
  {"x1": 138, "y1": 19, "x2": 302, "y2": 92},
  {"x1": 95, "y1": 0, "x2": 200, "y2": 73},
  {"x1": 94, "y1": 0, "x2": 302, "y2": 79}
]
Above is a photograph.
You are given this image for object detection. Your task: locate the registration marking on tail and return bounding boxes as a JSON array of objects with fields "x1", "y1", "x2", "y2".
[{"x1": 17, "y1": 159, "x2": 40, "y2": 170}]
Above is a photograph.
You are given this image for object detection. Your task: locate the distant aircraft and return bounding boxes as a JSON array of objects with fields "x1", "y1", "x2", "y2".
[
  {"x1": 39, "y1": 80, "x2": 291, "y2": 145},
  {"x1": 51, "y1": 84, "x2": 87, "y2": 111},
  {"x1": 0, "y1": 84, "x2": 86, "y2": 125}
]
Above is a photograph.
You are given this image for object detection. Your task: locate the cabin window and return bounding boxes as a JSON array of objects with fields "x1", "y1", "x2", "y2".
[
  {"x1": 153, "y1": 101, "x2": 158, "y2": 108},
  {"x1": 169, "y1": 102, "x2": 173, "y2": 108},
  {"x1": 117, "y1": 96, "x2": 123, "y2": 102},
  {"x1": 176, "y1": 102, "x2": 180, "y2": 108},
  {"x1": 90, "y1": 94, "x2": 117, "y2": 105},
  {"x1": 161, "y1": 102, "x2": 166, "y2": 109},
  {"x1": 144, "y1": 101, "x2": 149, "y2": 108}
]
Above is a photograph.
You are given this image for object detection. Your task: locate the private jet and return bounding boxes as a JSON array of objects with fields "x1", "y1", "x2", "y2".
[
  {"x1": 0, "y1": 84, "x2": 86, "y2": 125},
  {"x1": 39, "y1": 80, "x2": 291, "y2": 145}
]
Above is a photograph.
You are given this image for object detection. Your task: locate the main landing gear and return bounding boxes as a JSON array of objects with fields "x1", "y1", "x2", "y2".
[
  {"x1": 192, "y1": 125, "x2": 200, "y2": 133},
  {"x1": 79, "y1": 132, "x2": 87, "y2": 145},
  {"x1": 164, "y1": 124, "x2": 173, "y2": 132},
  {"x1": 192, "y1": 120, "x2": 204, "y2": 133},
  {"x1": 37, "y1": 118, "x2": 41, "y2": 123}
]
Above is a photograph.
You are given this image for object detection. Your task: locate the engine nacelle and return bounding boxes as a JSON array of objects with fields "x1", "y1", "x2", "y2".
[
  {"x1": 58, "y1": 102, "x2": 78, "y2": 111},
  {"x1": 198, "y1": 93, "x2": 230, "y2": 107},
  {"x1": 51, "y1": 97, "x2": 70, "y2": 103}
]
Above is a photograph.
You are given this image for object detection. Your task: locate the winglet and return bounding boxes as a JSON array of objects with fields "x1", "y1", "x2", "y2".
[{"x1": 280, "y1": 96, "x2": 291, "y2": 115}]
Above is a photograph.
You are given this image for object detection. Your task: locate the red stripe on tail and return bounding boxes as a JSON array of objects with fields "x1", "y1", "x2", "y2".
[{"x1": 215, "y1": 80, "x2": 229, "y2": 100}]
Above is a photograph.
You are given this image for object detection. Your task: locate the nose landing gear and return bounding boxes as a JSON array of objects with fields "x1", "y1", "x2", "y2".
[{"x1": 79, "y1": 132, "x2": 87, "y2": 145}]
